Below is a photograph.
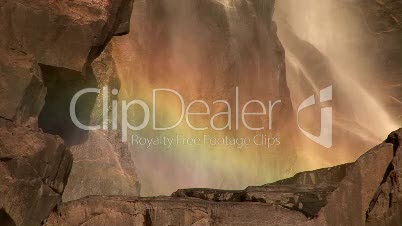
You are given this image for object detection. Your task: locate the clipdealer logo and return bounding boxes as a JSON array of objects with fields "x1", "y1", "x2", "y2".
[
  {"x1": 69, "y1": 86, "x2": 333, "y2": 148},
  {"x1": 297, "y1": 86, "x2": 333, "y2": 148}
]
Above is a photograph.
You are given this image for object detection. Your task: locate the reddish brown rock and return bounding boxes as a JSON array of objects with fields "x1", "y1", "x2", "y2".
[
  {"x1": 62, "y1": 130, "x2": 140, "y2": 202},
  {"x1": 0, "y1": 47, "x2": 46, "y2": 126},
  {"x1": 313, "y1": 129, "x2": 402, "y2": 226},
  {"x1": 173, "y1": 163, "x2": 353, "y2": 218},
  {"x1": 366, "y1": 129, "x2": 402, "y2": 225},
  {"x1": 61, "y1": 44, "x2": 140, "y2": 202},
  {"x1": 45, "y1": 196, "x2": 309, "y2": 226},
  {"x1": 0, "y1": 0, "x2": 134, "y2": 72},
  {"x1": 0, "y1": 121, "x2": 72, "y2": 226},
  {"x1": 44, "y1": 129, "x2": 402, "y2": 226}
]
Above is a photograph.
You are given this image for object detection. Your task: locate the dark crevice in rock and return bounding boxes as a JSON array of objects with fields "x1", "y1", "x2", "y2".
[
  {"x1": 56, "y1": 145, "x2": 74, "y2": 194},
  {"x1": 144, "y1": 209, "x2": 152, "y2": 226},
  {"x1": 23, "y1": 155, "x2": 62, "y2": 195},
  {"x1": 385, "y1": 130, "x2": 401, "y2": 154},
  {"x1": 85, "y1": 0, "x2": 134, "y2": 72},
  {"x1": 366, "y1": 129, "x2": 402, "y2": 221},
  {"x1": 38, "y1": 64, "x2": 98, "y2": 146},
  {"x1": 0, "y1": 116, "x2": 13, "y2": 122},
  {"x1": 0, "y1": 209, "x2": 16, "y2": 226},
  {"x1": 0, "y1": 157, "x2": 13, "y2": 162}
]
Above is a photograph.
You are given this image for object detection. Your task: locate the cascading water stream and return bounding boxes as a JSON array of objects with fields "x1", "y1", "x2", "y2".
[
  {"x1": 110, "y1": 0, "x2": 399, "y2": 196},
  {"x1": 276, "y1": 0, "x2": 399, "y2": 141}
]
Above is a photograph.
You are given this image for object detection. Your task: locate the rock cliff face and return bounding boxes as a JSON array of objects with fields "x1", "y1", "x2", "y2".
[
  {"x1": 0, "y1": 121, "x2": 72, "y2": 226},
  {"x1": 58, "y1": 43, "x2": 140, "y2": 202},
  {"x1": 0, "y1": 47, "x2": 46, "y2": 126},
  {"x1": 62, "y1": 130, "x2": 140, "y2": 202},
  {"x1": 0, "y1": 0, "x2": 136, "y2": 225},
  {"x1": 0, "y1": 41, "x2": 72, "y2": 226},
  {"x1": 0, "y1": 0, "x2": 134, "y2": 72},
  {"x1": 44, "y1": 129, "x2": 402, "y2": 226},
  {"x1": 1, "y1": 0, "x2": 402, "y2": 225}
]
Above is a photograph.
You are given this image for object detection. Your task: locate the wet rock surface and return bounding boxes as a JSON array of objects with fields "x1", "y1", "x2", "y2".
[{"x1": 113, "y1": 0, "x2": 297, "y2": 196}]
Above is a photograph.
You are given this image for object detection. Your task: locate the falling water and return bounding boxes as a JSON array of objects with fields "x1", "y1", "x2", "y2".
[
  {"x1": 274, "y1": 0, "x2": 400, "y2": 170},
  {"x1": 276, "y1": 0, "x2": 398, "y2": 136},
  {"x1": 110, "y1": 0, "x2": 400, "y2": 196}
]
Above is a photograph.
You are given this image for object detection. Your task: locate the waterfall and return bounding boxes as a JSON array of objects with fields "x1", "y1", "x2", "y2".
[{"x1": 109, "y1": 0, "x2": 400, "y2": 196}]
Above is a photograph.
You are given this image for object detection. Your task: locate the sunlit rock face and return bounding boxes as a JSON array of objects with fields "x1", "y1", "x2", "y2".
[
  {"x1": 0, "y1": 0, "x2": 134, "y2": 72},
  {"x1": 274, "y1": 0, "x2": 401, "y2": 171},
  {"x1": 112, "y1": 0, "x2": 297, "y2": 195}
]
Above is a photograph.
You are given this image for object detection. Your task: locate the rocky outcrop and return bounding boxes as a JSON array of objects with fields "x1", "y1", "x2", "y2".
[
  {"x1": 0, "y1": 0, "x2": 134, "y2": 72},
  {"x1": 0, "y1": 42, "x2": 72, "y2": 226},
  {"x1": 60, "y1": 44, "x2": 140, "y2": 202},
  {"x1": 0, "y1": 0, "x2": 141, "y2": 203},
  {"x1": 44, "y1": 128, "x2": 402, "y2": 225},
  {"x1": 62, "y1": 130, "x2": 140, "y2": 202},
  {"x1": 173, "y1": 163, "x2": 353, "y2": 218},
  {"x1": 45, "y1": 196, "x2": 309, "y2": 226},
  {"x1": 366, "y1": 130, "x2": 402, "y2": 226},
  {"x1": 313, "y1": 132, "x2": 397, "y2": 226},
  {"x1": 0, "y1": 47, "x2": 46, "y2": 126},
  {"x1": 0, "y1": 0, "x2": 136, "y2": 225},
  {"x1": 0, "y1": 120, "x2": 72, "y2": 226}
]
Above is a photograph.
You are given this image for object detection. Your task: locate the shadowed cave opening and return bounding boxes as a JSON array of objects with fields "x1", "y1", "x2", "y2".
[{"x1": 38, "y1": 65, "x2": 98, "y2": 146}]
